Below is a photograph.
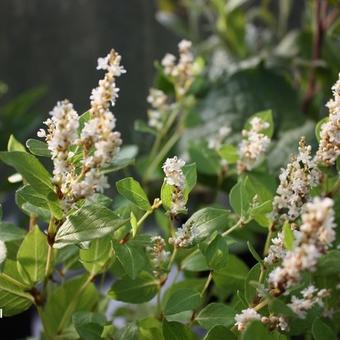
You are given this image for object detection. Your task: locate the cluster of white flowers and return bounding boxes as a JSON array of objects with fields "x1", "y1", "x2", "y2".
[
  {"x1": 208, "y1": 126, "x2": 231, "y2": 150},
  {"x1": 148, "y1": 236, "x2": 170, "y2": 277},
  {"x1": 288, "y1": 285, "x2": 330, "y2": 319},
  {"x1": 161, "y1": 40, "x2": 194, "y2": 97},
  {"x1": 37, "y1": 50, "x2": 125, "y2": 206},
  {"x1": 0, "y1": 240, "x2": 7, "y2": 265},
  {"x1": 162, "y1": 156, "x2": 187, "y2": 215},
  {"x1": 272, "y1": 138, "x2": 320, "y2": 222},
  {"x1": 147, "y1": 88, "x2": 170, "y2": 131},
  {"x1": 269, "y1": 197, "x2": 336, "y2": 293},
  {"x1": 316, "y1": 73, "x2": 340, "y2": 166},
  {"x1": 38, "y1": 100, "x2": 79, "y2": 186},
  {"x1": 261, "y1": 315, "x2": 289, "y2": 332},
  {"x1": 264, "y1": 232, "x2": 286, "y2": 265},
  {"x1": 169, "y1": 221, "x2": 200, "y2": 248},
  {"x1": 237, "y1": 117, "x2": 270, "y2": 173},
  {"x1": 234, "y1": 308, "x2": 261, "y2": 331}
]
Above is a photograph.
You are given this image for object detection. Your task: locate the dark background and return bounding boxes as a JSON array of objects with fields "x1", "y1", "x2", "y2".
[{"x1": 0, "y1": 1, "x2": 177, "y2": 338}]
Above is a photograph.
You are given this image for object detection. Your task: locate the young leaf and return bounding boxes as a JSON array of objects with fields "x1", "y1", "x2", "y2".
[
  {"x1": 247, "y1": 241, "x2": 263, "y2": 264},
  {"x1": 26, "y1": 139, "x2": 51, "y2": 157},
  {"x1": 7, "y1": 135, "x2": 26, "y2": 152},
  {"x1": 102, "y1": 145, "x2": 138, "y2": 174},
  {"x1": 283, "y1": 221, "x2": 294, "y2": 251},
  {"x1": 244, "y1": 263, "x2": 261, "y2": 305},
  {"x1": 204, "y1": 235, "x2": 229, "y2": 271},
  {"x1": 130, "y1": 211, "x2": 138, "y2": 237},
  {"x1": 116, "y1": 177, "x2": 151, "y2": 210},
  {"x1": 196, "y1": 303, "x2": 235, "y2": 330},
  {"x1": 160, "y1": 181, "x2": 173, "y2": 211},
  {"x1": 17, "y1": 225, "x2": 49, "y2": 285},
  {"x1": 113, "y1": 243, "x2": 146, "y2": 279},
  {"x1": 54, "y1": 204, "x2": 129, "y2": 248},
  {"x1": 164, "y1": 288, "x2": 201, "y2": 315},
  {"x1": 0, "y1": 151, "x2": 54, "y2": 196},
  {"x1": 108, "y1": 272, "x2": 158, "y2": 304}
]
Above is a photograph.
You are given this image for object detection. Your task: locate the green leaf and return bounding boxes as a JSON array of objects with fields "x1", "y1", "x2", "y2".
[
  {"x1": 0, "y1": 151, "x2": 54, "y2": 196},
  {"x1": 109, "y1": 272, "x2": 158, "y2": 304},
  {"x1": 183, "y1": 163, "x2": 197, "y2": 198},
  {"x1": 73, "y1": 311, "x2": 107, "y2": 340},
  {"x1": 315, "y1": 250, "x2": 340, "y2": 276},
  {"x1": 130, "y1": 212, "x2": 138, "y2": 237},
  {"x1": 162, "y1": 320, "x2": 194, "y2": 340},
  {"x1": 188, "y1": 141, "x2": 221, "y2": 175},
  {"x1": 54, "y1": 204, "x2": 129, "y2": 248},
  {"x1": 315, "y1": 117, "x2": 328, "y2": 143},
  {"x1": 217, "y1": 144, "x2": 239, "y2": 164},
  {"x1": 161, "y1": 181, "x2": 173, "y2": 211},
  {"x1": 0, "y1": 222, "x2": 26, "y2": 241},
  {"x1": 204, "y1": 235, "x2": 229, "y2": 271},
  {"x1": 17, "y1": 225, "x2": 49, "y2": 285},
  {"x1": 244, "y1": 263, "x2": 261, "y2": 305},
  {"x1": 8, "y1": 135, "x2": 26, "y2": 152},
  {"x1": 196, "y1": 303, "x2": 235, "y2": 330},
  {"x1": 213, "y1": 255, "x2": 249, "y2": 292},
  {"x1": 102, "y1": 145, "x2": 138, "y2": 174},
  {"x1": 26, "y1": 139, "x2": 51, "y2": 157},
  {"x1": 0, "y1": 259, "x2": 33, "y2": 316},
  {"x1": 229, "y1": 178, "x2": 253, "y2": 217},
  {"x1": 182, "y1": 249, "x2": 209, "y2": 272},
  {"x1": 245, "y1": 110, "x2": 274, "y2": 138},
  {"x1": 312, "y1": 318, "x2": 337, "y2": 340},
  {"x1": 80, "y1": 237, "x2": 113, "y2": 275},
  {"x1": 246, "y1": 172, "x2": 275, "y2": 203},
  {"x1": 203, "y1": 325, "x2": 236, "y2": 340},
  {"x1": 283, "y1": 221, "x2": 294, "y2": 250},
  {"x1": 241, "y1": 320, "x2": 275, "y2": 340},
  {"x1": 42, "y1": 276, "x2": 99, "y2": 336},
  {"x1": 181, "y1": 208, "x2": 229, "y2": 246},
  {"x1": 164, "y1": 288, "x2": 201, "y2": 315},
  {"x1": 114, "y1": 243, "x2": 146, "y2": 279},
  {"x1": 116, "y1": 177, "x2": 151, "y2": 210}
]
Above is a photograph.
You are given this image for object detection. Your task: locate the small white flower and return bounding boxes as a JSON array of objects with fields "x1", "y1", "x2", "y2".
[
  {"x1": 235, "y1": 308, "x2": 261, "y2": 331},
  {"x1": 237, "y1": 117, "x2": 270, "y2": 172},
  {"x1": 0, "y1": 240, "x2": 7, "y2": 264}
]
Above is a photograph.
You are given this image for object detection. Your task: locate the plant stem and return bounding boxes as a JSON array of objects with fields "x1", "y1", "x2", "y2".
[
  {"x1": 144, "y1": 129, "x2": 182, "y2": 180},
  {"x1": 254, "y1": 298, "x2": 268, "y2": 312},
  {"x1": 37, "y1": 305, "x2": 53, "y2": 340},
  {"x1": 222, "y1": 218, "x2": 244, "y2": 237},
  {"x1": 56, "y1": 274, "x2": 94, "y2": 334},
  {"x1": 29, "y1": 214, "x2": 37, "y2": 232},
  {"x1": 200, "y1": 272, "x2": 213, "y2": 298},
  {"x1": 167, "y1": 246, "x2": 178, "y2": 271}
]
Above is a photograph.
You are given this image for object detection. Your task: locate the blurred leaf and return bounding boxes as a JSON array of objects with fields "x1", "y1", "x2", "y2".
[
  {"x1": 162, "y1": 320, "x2": 195, "y2": 340},
  {"x1": 312, "y1": 318, "x2": 337, "y2": 340},
  {"x1": 203, "y1": 325, "x2": 236, "y2": 339},
  {"x1": 283, "y1": 221, "x2": 294, "y2": 250},
  {"x1": 203, "y1": 234, "x2": 229, "y2": 271},
  {"x1": 7, "y1": 135, "x2": 26, "y2": 152},
  {"x1": 0, "y1": 222, "x2": 26, "y2": 241}
]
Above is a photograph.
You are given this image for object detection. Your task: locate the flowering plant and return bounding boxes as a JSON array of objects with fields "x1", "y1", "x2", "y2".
[{"x1": 0, "y1": 41, "x2": 339, "y2": 340}]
